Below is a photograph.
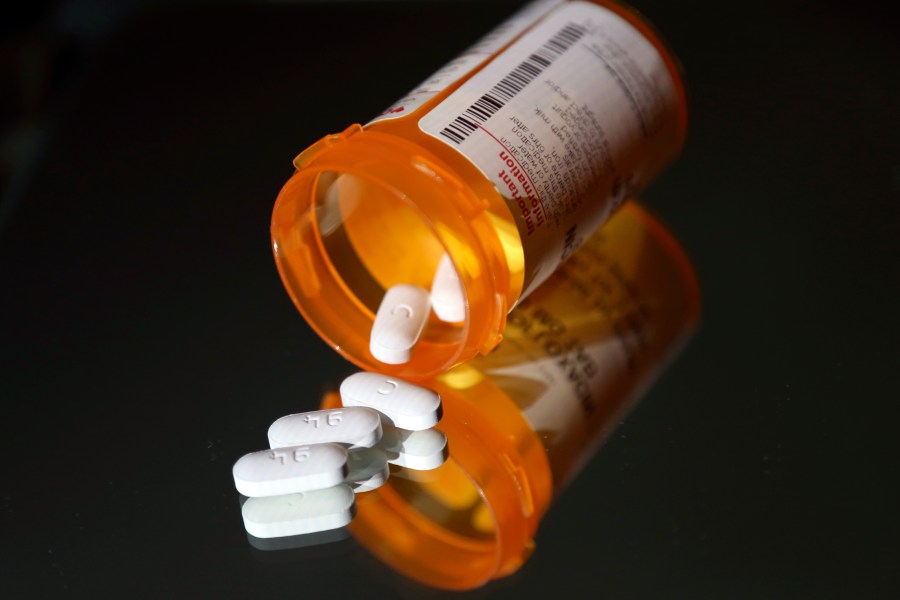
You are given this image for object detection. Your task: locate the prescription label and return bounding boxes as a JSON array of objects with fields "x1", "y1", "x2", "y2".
[
  {"x1": 419, "y1": 1, "x2": 680, "y2": 298},
  {"x1": 476, "y1": 209, "x2": 671, "y2": 488},
  {"x1": 370, "y1": 0, "x2": 563, "y2": 123}
]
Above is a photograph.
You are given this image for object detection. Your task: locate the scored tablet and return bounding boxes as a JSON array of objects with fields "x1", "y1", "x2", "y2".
[{"x1": 340, "y1": 371, "x2": 442, "y2": 430}]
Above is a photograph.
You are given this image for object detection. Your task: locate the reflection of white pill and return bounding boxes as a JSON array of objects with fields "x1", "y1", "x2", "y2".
[
  {"x1": 241, "y1": 485, "x2": 356, "y2": 538},
  {"x1": 346, "y1": 447, "x2": 389, "y2": 493},
  {"x1": 339, "y1": 372, "x2": 442, "y2": 430},
  {"x1": 245, "y1": 526, "x2": 350, "y2": 552},
  {"x1": 233, "y1": 443, "x2": 348, "y2": 498},
  {"x1": 378, "y1": 423, "x2": 449, "y2": 471},
  {"x1": 268, "y1": 407, "x2": 383, "y2": 450},
  {"x1": 388, "y1": 465, "x2": 442, "y2": 482},
  {"x1": 430, "y1": 254, "x2": 466, "y2": 323},
  {"x1": 370, "y1": 284, "x2": 431, "y2": 364}
]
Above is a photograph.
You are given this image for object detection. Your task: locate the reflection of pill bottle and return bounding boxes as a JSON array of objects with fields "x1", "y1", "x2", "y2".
[
  {"x1": 272, "y1": 0, "x2": 688, "y2": 379},
  {"x1": 322, "y1": 201, "x2": 700, "y2": 589}
]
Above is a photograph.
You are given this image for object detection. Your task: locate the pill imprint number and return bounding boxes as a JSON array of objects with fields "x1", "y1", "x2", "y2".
[
  {"x1": 377, "y1": 380, "x2": 398, "y2": 395},
  {"x1": 391, "y1": 304, "x2": 414, "y2": 318},
  {"x1": 268, "y1": 447, "x2": 312, "y2": 464},
  {"x1": 304, "y1": 411, "x2": 343, "y2": 428}
]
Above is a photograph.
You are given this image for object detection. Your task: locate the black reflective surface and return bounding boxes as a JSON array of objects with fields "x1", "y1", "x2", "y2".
[{"x1": 2, "y1": 1, "x2": 898, "y2": 597}]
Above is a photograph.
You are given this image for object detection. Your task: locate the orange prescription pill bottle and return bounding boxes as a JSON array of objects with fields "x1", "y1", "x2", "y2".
[
  {"x1": 272, "y1": 0, "x2": 688, "y2": 380},
  {"x1": 321, "y1": 201, "x2": 701, "y2": 590}
]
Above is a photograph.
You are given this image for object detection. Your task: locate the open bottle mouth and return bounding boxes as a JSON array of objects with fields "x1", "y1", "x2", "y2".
[
  {"x1": 271, "y1": 125, "x2": 521, "y2": 378},
  {"x1": 313, "y1": 171, "x2": 451, "y2": 315},
  {"x1": 272, "y1": 168, "x2": 468, "y2": 378},
  {"x1": 270, "y1": 126, "x2": 519, "y2": 379}
]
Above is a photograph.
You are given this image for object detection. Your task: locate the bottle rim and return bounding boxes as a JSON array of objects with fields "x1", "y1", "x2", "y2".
[{"x1": 271, "y1": 127, "x2": 512, "y2": 380}]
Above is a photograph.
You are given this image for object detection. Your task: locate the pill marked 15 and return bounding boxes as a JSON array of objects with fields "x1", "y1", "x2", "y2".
[
  {"x1": 268, "y1": 407, "x2": 383, "y2": 449},
  {"x1": 269, "y1": 448, "x2": 310, "y2": 464},
  {"x1": 233, "y1": 443, "x2": 348, "y2": 498}
]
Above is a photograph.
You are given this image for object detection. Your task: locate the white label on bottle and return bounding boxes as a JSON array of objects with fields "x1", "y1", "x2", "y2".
[
  {"x1": 419, "y1": 1, "x2": 679, "y2": 298},
  {"x1": 474, "y1": 215, "x2": 667, "y2": 488},
  {"x1": 369, "y1": 0, "x2": 563, "y2": 123}
]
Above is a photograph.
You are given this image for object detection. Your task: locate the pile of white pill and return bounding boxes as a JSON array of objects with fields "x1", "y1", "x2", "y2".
[
  {"x1": 369, "y1": 254, "x2": 466, "y2": 365},
  {"x1": 233, "y1": 372, "x2": 447, "y2": 540}
]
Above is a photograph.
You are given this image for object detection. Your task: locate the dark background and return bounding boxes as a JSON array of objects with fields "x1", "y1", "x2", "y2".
[{"x1": 2, "y1": 0, "x2": 898, "y2": 597}]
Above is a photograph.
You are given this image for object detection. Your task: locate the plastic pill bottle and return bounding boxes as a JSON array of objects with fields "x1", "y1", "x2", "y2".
[
  {"x1": 272, "y1": 0, "x2": 687, "y2": 380},
  {"x1": 321, "y1": 201, "x2": 701, "y2": 589}
]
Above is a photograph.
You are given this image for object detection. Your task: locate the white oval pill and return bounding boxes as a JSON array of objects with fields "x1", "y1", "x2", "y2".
[
  {"x1": 369, "y1": 284, "x2": 431, "y2": 364},
  {"x1": 268, "y1": 407, "x2": 383, "y2": 450},
  {"x1": 430, "y1": 254, "x2": 466, "y2": 323},
  {"x1": 346, "y1": 447, "x2": 389, "y2": 493},
  {"x1": 241, "y1": 485, "x2": 355, "y2": 538},
  {"x1": 378, "y1": 423, "x2": 449, "y2": 471},
  {"x1": 340, "y1": 372, "x2": 442, "y2": 430},
  {"x1": 232, "y1": 443, "x2": 348, "y2": 498}
]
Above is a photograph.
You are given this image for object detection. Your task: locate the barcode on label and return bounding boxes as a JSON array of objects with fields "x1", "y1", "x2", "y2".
[{"x1": 439, "y1": 23, "x2": 587, "y2": 144}]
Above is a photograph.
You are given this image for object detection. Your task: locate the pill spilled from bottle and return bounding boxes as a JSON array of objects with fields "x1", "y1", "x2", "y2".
[
  {"x1": 369, "y1": 254, "x2": 465, "y2": 365},
  {"x1": 233, "y1": 372, "x2": 447, "y2": 542}
]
